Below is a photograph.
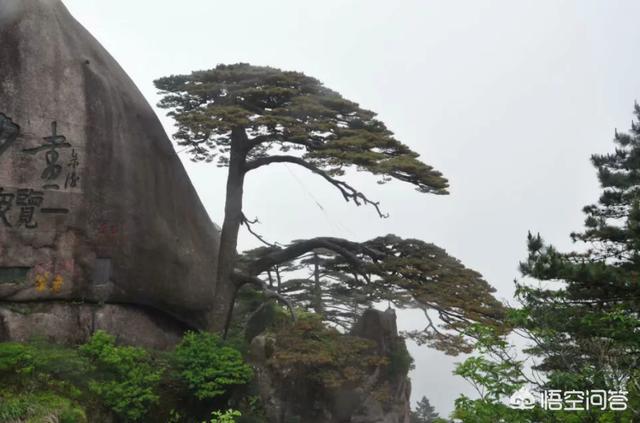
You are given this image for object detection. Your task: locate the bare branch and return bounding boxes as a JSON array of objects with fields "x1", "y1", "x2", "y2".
[
  {"x1": 241, "y1": 213, "x2": 277, "y2": 247},
  {"x1": 244, "y1": 155, "x2": 388, "y2": 218},
  {"x1": 421, "y1": 307, "x2": 445, "y2": 336}
]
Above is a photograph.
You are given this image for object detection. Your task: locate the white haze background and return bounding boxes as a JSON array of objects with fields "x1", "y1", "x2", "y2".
[{"x1": 62, "y1": 0, "x2": 640, "y2": 416}]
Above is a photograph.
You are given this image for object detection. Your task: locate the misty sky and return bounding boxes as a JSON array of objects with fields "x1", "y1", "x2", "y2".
[{"x1": 62, "y1": 0, "x2": 640, "y2": 416}]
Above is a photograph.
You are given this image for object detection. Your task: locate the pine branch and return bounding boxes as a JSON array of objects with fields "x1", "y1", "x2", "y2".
[
  {"x1": 247, "y1": 237, "x2": 383, "y2": 280},
  {"x1": 244, "y1": 155, "x2": 389, "y2": 218}
]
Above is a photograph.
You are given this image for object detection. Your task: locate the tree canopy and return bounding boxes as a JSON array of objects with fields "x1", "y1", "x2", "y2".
[
  {"x1": 155, "y1": 63, "x2": 448, "y2": 215},
  {"x1": 238, "y1": 234, "x2": 504, "y2": 353}
]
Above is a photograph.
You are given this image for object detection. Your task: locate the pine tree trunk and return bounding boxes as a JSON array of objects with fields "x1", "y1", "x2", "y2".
[{"x1": 214, "y1": 127, "x2": 248, "y2": 332}]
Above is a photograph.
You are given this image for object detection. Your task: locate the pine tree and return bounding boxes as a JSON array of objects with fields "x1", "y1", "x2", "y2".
[
  {"x1": 517, "y1": 103, "x2": 640, "y2": 391},
  {"x1": 156, "y1": 64, "x2": 503, "y2": 350},
  {"x1": 411, "y1": 396, "x2": 440, "y2": 423},
  {"x1": 155, "y1": 64, "x2": 448, "y2": 331},
  {"x1": 448, "y1": 104, "x2": 640, "y2": 423}
]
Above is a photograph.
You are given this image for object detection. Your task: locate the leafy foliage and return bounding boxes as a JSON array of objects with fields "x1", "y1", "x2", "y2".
[
  {"x1": 452, "y1": 324, "x2": 528, "y2": 404},
  {"x1": 203, "y1": 409, "x2": 242, "y2": 423},
  {"x1": 450, "y1": 324, "x2": 640, "y2": 422},
  {"x1": 0, "y1": 331, "x2": 259, "y2": 422},
  {"x1": 79, "y1": 331, "x2": 163, "y2": 422},
  {"x1": 0, "y1": 342, "x2": 89, "y2": 422},
  {"x1": 0, "y1": 342, "x2": 33, "y2": 374},
  {"x1": 174, "y1": 331, "x2": 253, "y2": 400}
]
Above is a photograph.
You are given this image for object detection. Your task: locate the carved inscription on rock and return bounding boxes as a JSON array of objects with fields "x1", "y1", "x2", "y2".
[
  {"x1": 0, "y1": 115, "x2": 82, "y2": 230},
  {"x1": 22, "y1": 121, "x2": 81, "y2": 191}
]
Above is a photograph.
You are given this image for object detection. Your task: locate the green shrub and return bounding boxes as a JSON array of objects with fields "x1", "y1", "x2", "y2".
[
  {"x1": 0, "y1": 391, "x2": 86, "y2": 423},
  {"x1": 0, "y1": 395, "x2": 31, "y2": 422},
  {"x1": 0, "y1": 332, "x2": 257, "y2": 422},
  {"x1": 80, "y1": 331, "x2": 162, "y2": 421},
  {"x1": 0, "y1": 342, "x2": 34, "y2": 374},
  {"x1": 204, "y1": 409, "x2": 242, "y2": 423},
  {"x1": 59, "y1": 406, "x2": 87, "y2": 423},
  {"x1": 173, "y1": 331, "x2": 253, "y2": 400}
]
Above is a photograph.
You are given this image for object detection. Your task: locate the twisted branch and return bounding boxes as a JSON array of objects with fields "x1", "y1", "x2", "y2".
[
  {"x1": 244, "y1": 155, "x2": 388, "y2": 218},
  {"x1": 241, "y1": 213, "x2": 277, "y2": 247}
]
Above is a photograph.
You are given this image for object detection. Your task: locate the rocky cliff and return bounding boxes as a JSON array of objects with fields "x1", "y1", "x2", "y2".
[{"x1": 249, "y1": 309, "x2": 412, "y2": 423}]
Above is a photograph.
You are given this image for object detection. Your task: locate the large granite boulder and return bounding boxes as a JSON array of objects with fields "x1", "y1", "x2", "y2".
[{"x1": 0, "y1": 0, "x2": 221, "y2": 343}]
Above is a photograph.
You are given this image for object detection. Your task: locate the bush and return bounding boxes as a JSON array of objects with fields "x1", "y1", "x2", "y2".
[
  {"x1": 80, "y1": 331, "x2": 163, "y2": 421},
  {"x1": 0, "y1": 395, "x2": 31, "y2": 422},
  {"x1": 0, "y1": 391, "x2": 86, "y2": 423},
  {"x1": 0, "y1": 331, "x2": 257, "y2": 422},
  {"x1": 0, "y1": 342, "x2": 34, "y2": 374},
  {"x1": 204, "y1": 409, "x2": 242, "y2": 423},
  {"x1": 173, "y1": 331, "x2": 253, "y2": 400}
]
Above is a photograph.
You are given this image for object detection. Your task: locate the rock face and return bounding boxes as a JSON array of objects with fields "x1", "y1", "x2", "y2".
[
  {"x1": 0, "y1": 302, "x2": 186, "y2": 350},
  {"x1": 0, "y1": 0, "x2": 221, "y2": 344},
  {"x1": 350, "y1": 309, "x2": 412, "y2": 423},
  {"x1": 249, "y1": 309, "x2": 412, "y2": 423}
]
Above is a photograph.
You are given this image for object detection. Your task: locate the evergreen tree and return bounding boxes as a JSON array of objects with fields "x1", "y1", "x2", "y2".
[
  {"x1": 156, "y1": 64, "x2": 503, "y2": 350},
  {"x1": 411, "y1": 396, "x2": 440, "y2": 423},
  {"x1": 517, "y1": 104, "x2": 640, "y2": 391},
  {"x1": 450, "y1": 105, "x2": 640, "y2": 422}
]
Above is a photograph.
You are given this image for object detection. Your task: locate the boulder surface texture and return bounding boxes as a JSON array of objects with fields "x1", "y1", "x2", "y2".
[{"x1": 0, "y1": 0, "x2": 221, "y2": 345}]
